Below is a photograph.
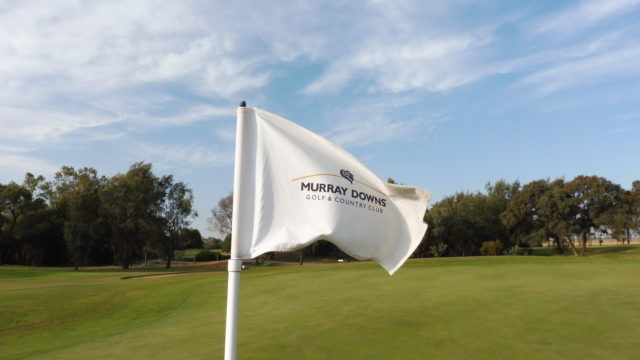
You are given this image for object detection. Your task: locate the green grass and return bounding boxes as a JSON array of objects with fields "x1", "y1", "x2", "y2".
[
  {"x1": 174, "y1": 248, "x2": 227, "y2": 261},
  {"x1": 531, "y1": 244, "x2": 640, "y2": 257},
  {"x1": 180, "y1": 248, "x2": 204, "y2": 259},
  {"x1": 2, "y1": 248, "x2": 640, "y2": 359}
]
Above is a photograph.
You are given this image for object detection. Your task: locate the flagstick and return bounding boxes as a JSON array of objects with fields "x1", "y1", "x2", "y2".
[
  {"x1": 223, "y1": 259, "x2": 241, "y2": 360},
  {"x1": 224, "y1": 101, "x2": 248, "y2": 360}
]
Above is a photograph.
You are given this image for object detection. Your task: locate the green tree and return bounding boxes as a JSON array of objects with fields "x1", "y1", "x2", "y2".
[
  {"x1": 154, "y1": 176, "x2": 197, "y2": 268},
  {"x1": 602, "y1": 183, "x2": 640, "y2": 245},
  {"x1": 480, "y1": 240, "x2": 503, "y2": 256},
  {"x1": 424, "y1": 180, "x2": 519, "y2": 257},
  {"x1": 181, "y1": 228, "x2": 204, "y2": 249},
  {"x1": 100, "y1": 163, "x2": 163, "y2": 269},
  {"x1": 0, "y1": 182, "x2": 35, "y2": 264},
  {"x1": 63, "y1": 168, "x2": 103, "y2": 270},
  {"x1": 44, "y1": 166, "x2": 111, "y2": 267},
  {"x1": 634, "y1": 181, "x2": 640, "y2": 239},
  {"x1": 208, "y1": 193, "x2": 233, "y2": 237},
  {"x1": 428, "y1": 242, "x2": 447, "y2": 257},
  {"x1": 502, "y1": 179, "x2": 552, "y2": 248},
  {"x1": 0, "y1": 183, "x2": 4, "y2": 257},
  {"x1": 204, "y1": 236, "x2": 222, "y2": 249},
  {"x1": 565, "y1": 176, "x2": 620, "y2": 256},
  {"x1": 221, "y1": 233, "x2": 231, "y2": 252},
  {"x1": 483, "y1": 180, "x2": 521, "y2": 247},
  {"x1": 0, "y1": 174, "x2": 60, "y2": 265},
  {"x1": 425, "y1": 192, "x2": 487, "y2": 256},
  {"x1": 537, "y1": 179, "x2": 578, "y2": 255}
]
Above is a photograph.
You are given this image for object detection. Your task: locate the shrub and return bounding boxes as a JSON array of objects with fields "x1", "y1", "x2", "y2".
[
  {"x1": 429, "y1": 242, "x2": 448, "y2": 257},
  {"x1": 221, "y1": 234, "x2": 231, "y2": 252},
  {"x1": 194, "y1": 250, "x2": 230, "y2": 261},
  {"x1": 480, "y1": 240, "x2": 503, "y2": 256},
  {"x1": 505, "y1": 244, "x2": 533, "y2": 256}
]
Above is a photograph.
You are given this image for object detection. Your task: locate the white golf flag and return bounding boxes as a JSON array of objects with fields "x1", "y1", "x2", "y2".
[{"x1": 232, "y1": 107, "x2": 430, "y2": 274}]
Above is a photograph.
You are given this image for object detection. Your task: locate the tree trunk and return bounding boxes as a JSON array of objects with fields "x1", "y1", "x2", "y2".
[
  {"x1": 580, "y1": 233, "x2": 587, "y2": 256},
  {"x1": 553, "y1": 238, "x2": 564, "y2": 254},
  {"x1": 566, "y1": 238, "x2": 579, "y2": 257},
  {"x1": 0, "y1": 248, "x2": 7, "y2": 265},
  {"x1": 166, "y1": 244, "x2": 173, "y2": 268}
]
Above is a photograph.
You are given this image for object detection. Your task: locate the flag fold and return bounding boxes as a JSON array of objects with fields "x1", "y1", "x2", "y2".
[{"x1": 232, "y1": 107, "x2": 430, "y2": 274}]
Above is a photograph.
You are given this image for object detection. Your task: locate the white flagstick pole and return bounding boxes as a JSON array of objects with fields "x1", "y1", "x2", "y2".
[
  {"x1": 224, "y1": 259, "x2": 241, "y2": 360},
  {"x1": 224, "y1": 101, "x2": 249, "y2": 360}
]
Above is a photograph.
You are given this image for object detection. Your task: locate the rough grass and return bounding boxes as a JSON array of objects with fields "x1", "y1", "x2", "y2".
[
  {"x1": 174, "y1": 248, "x2": 226, "y2": 262},
  {"x1": 531, "y1": 244, "x2": 640, "y2": 258},
  {"x1": 1, "y1": 247, "x2": 640, "y2": 359}
]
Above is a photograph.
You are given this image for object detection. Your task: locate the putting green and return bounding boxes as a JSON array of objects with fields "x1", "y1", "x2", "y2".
[{"x1": 1, "y1": 252, "x2": 639, "y2": 359}]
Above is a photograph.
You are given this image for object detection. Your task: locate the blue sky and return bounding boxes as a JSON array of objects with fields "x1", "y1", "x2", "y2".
[{"x1": 1, "y1": 0, "x2": 639, "y2": 237}]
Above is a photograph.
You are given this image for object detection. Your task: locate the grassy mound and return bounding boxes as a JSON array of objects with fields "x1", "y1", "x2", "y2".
[{"x1": 1, "y1": 251, "x2": 640, "y2": 359}]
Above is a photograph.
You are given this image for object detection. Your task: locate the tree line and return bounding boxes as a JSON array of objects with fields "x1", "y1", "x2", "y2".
[
  {"x1": 0, "y1": 163, "x2": 199, "y2": 269},
  {"x1": 4, "y1": 168, "x2": 638, "y2": 268},
  {"x1": 208, "y1": 175, "x2": 640, "y2": 262},
  {"x1": 420, "y1": 176, "x2": 640, "y2": 257},
  {"x1": 208, "y1": 193, "x2": 351, "y2": 264}
]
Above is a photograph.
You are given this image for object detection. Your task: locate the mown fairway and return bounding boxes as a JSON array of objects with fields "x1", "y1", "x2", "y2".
[{"x1": 2, "y1": 248, "x2": 640, "y2": 360}]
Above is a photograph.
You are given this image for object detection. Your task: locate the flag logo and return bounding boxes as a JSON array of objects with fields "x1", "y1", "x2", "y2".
[
  {"x1": 340, "y1": 169, "x2": 354, "y2": 184},
  {"x1": 232, "y1": 107, "x2": 430, "y2": 275}
]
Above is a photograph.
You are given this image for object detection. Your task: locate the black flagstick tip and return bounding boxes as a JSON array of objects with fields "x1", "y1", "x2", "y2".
[{"x1": 239, "y1": 100, "x2": 246, "y2": 107}]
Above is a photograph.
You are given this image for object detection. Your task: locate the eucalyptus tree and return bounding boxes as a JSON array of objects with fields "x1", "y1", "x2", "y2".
[
  {"x1": 502, "y1": 179, "x2": 551, "y2": 247},
  {"x1": 0, "y1": 174, "x2": 55, "y2": 265},
  {"x1": 565, "y1": 176, "x2": 620, "y2": 256},
  {"x1": 63, "y1": 168, "x2": 104, "y2": 270},
  {"x1": 634, "y1": 181, "x2": 640, "y2": 239},
  {"x1": 604, "y1": 183, "x2": 640, "y2": 244},
  {"x1": 154, "y1": 176, "x2": 197, "y2": 268},
  {"x1": 42, "y1": 166, "x2": 109, "y2": 268},
  {"x1": 425, "y1": 192, "x2": 485, "y2": 256},
  {"x1": 209, "y1": 193, "x2": 233, "y2": 237},
  {"x1": 100, "y1": 162, "x2": 163, "y2": 269},
  {"x1": 537, "y1": 179, "x2": 579, "y2": 255},
  {"x1": 0, "y1": 183, "x2": 4, "y2": 245},
  {"x1": 483, "y1": 180, "x2": 521, "y2": 247},
  {"x1": 181, "y1": 228, "x2": 204, "y2": 249},
  {"x1": 0, "y1": 182, "x2": 32, "y2": 264}
]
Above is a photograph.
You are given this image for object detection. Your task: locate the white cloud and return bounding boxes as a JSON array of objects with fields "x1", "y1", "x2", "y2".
[
  {"x1": 0, "y1": 105, "x2": 120, "y2": 142},
  {"x1": 0, "y1": 153, "x2": 58, "y2": 183},
  {"x1": 134, "y1": 105, "x2": 235, "y2": 128},
  {"x1": 0, "y1": 1, "x2": 324, "y2": 152},
  {"x1": 2, "y1": 0, "x2": 638, "y2": 158},
  {"x1": 0, "y1": 100, "x2": 234, "y2": 148},
  {"x1": 326, "y1": 115, "x2": 414, "y2": 147},
  {"x1": 0, "y1": 144, "x2": 34, "y2": 153},
  {"x1": 135, "y1": 143, "x2": 233, "y2": 172},
  {"x1": 531, "y1": 0, "x2": 640, "y2": 36},
  {"x1": 215, "y1": 127, "x2": 236, "y2": 143},
  {"x1": 0, "y1": 1, "x2": 271, "y2": 100},
  {"x1": 518, "y1": 45, "x2": 640, "y2": 97},
  {"x1": 323, "y1": 98, "x2": 447, "y2": 147},
  {"x1": 303, "y1": 29, "x2": 494, "y2": 95}
]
